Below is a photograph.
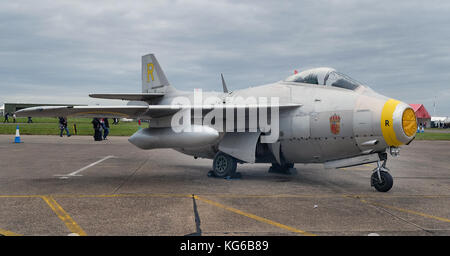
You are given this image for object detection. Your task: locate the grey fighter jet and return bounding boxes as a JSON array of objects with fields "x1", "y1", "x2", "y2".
[{"x1": 16, "y1": 54, "x2": 417, "y2": 192}]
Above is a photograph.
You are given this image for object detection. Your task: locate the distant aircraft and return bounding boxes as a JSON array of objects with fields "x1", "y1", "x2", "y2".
[{"x1": 16, "y1": 54, "x2": 417, "y2": 192}]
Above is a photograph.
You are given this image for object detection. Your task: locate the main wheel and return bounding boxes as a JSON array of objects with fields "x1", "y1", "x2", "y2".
[
  {"x1": 371, "y1": 170, "x2": 393, "y2": 192},
  {"x1": 212, "y1": 152, "x2": 237, "y2": 178},
  {"x1": 268, "y1": 163, "x2": 293, "y2": 174}
]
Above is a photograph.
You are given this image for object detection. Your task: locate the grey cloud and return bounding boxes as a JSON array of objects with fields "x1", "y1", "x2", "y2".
[{"x1": 0, "y1": 0, "x2": 449, "y2": 115}]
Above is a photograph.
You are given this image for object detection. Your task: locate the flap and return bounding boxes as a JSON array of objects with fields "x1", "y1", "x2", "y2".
[
  {"x1": 219, "y1": 132, "x2": 261, "y2": 163},
  {"x1": 89, "y1": 93, "x2": 165, "y2": 101}
]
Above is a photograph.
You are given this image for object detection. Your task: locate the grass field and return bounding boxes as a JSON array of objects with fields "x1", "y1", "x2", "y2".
[
  {"x1": 414, "y1": 131, "x2": 450, "y2": 140},
  {"x1": 1, "y1": 118, "x2": 449, "y2": 140},
  {"x1": 0, "y1": 117, "x2": 143, "y2": 136}
]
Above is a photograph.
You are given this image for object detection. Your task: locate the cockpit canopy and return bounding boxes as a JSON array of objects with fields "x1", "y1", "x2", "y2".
[{"x1": 284, "y1": 67, "x2": 362, "y2": 91}]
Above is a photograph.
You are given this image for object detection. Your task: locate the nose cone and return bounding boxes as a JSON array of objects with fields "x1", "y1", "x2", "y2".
[{"x1": 380, "y1": 99, "x2": 417, "y2": 146}]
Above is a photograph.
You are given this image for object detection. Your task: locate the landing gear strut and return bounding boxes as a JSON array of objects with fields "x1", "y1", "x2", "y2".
[{"x1": 371, "y1": 159, "x2": 393, "y2": 192}]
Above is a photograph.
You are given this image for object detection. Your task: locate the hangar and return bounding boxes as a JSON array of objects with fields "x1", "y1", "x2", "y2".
[{"x1": 409, "y1": 104, "x2": 431, "y2": 128}]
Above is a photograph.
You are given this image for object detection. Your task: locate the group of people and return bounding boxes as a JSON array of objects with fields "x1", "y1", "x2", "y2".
[
  {"x1": 417, "y1": 122, "x2": 427, "y2": 133},
  {"x1": 3, "y1": 112, "x2": 16, "y2": 123},
  {"x1": 58, "y1": 117, "x2": 110, "y2": 141},
  {"x1": 3, "y1": 114, "x2": 114, "y2": 141},
  {"x1": 92, "y1": 118, "x2": 110, "y2": 141},
  {"x1": 434, "y1": 121, "x2": 448, "y2": 128}
]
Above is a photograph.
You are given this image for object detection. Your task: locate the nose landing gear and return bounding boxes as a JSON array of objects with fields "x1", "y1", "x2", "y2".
[{"x1": 371, "y1": 159, "x2": 393, "y2": 192}]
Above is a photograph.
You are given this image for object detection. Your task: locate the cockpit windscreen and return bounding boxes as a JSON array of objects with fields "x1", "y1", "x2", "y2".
[
  {"x1": 284, "y1": 68, "x2": 362, "y2": 91},
  {"x1": 324, "y1": 71, "x2": 361, "y2": 90}
]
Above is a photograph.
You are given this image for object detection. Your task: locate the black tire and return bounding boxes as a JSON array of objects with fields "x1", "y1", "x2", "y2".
[
  {"x1": 212, "y1": 152, "x2": 237, "y2": 178},
  {"x1": 269, "y1": 163, "x2": 293, "y2": 173},
  {"x1": 371, "y1": 171, "x2": 393, "y2": 192}
]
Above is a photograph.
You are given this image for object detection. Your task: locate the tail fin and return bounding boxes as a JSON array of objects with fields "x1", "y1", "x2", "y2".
[{"x1": 142, "y1": 54, "x2": 171, "y2": 93}]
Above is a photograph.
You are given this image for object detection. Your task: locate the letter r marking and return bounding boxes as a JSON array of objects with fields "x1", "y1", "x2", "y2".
[{"x1": 147, "y1": 63, "x2": 154, "y2": 82}]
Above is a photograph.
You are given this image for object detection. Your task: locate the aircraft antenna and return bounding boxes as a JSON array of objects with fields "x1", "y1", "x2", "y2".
[{"x1": 221, "y1": 73, "x2": 229, "y2": 93}]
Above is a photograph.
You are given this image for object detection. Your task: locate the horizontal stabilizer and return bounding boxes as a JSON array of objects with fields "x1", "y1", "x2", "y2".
[{"x1": 89, "y1": 93, "x2": 165, "y2": 101}]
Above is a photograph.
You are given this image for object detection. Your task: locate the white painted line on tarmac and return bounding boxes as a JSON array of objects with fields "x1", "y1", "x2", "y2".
[{"x1": 54, "y1": 155, "x2": 115, "y2": 179}]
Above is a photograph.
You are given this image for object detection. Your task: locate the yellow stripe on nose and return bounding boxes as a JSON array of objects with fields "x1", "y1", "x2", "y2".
[{"x1": 380, "y1": 99, "x2": 402, "y2": 146}]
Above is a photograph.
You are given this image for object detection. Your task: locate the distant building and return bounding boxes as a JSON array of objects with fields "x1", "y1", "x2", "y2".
[
  {"x1": 431, "y1": 117, "x2": 449, "y2": 128},
  {"x1": 409, "y1": 104, "x2": 431, "y2": 128}
]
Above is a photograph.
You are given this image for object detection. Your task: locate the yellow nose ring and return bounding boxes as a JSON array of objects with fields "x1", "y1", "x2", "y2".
[{"x1": 380, "y1": 99, "x2": 417, "y2": 146}]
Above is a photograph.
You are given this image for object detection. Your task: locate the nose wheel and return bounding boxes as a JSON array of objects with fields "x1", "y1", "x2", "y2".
[{"x1": 371, "y1": 160, "x2": 393, "y2": 192}]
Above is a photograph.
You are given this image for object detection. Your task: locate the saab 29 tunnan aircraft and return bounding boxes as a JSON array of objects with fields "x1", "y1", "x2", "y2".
[{"x1": 16, "y1": 54, "x2": 418, "y2": 192}]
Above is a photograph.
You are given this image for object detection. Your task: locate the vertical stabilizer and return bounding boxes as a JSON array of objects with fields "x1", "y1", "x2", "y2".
[{"x1": 142, "y1": 54, "x2": 170, "y2": 93}]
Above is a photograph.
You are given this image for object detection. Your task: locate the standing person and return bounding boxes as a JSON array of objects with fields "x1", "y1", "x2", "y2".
[
  {"x1": 102, "y1": 118, "x2": 110, "y2": 140},
  {"x1": 12, "y1": 113, "x2": 16, "y2": 123},
  {"x1": 27, "y1": 117, "x2": 33, "y2": 123},
  {"x1": 59, "y1": 117, "x2": 71, "y2": 137},
  {"x1": 3, "y1": 112, "x2": 8, "y2": 123},
  {"x1": 99, "y1": 118, "x2": 105, "y2": 139},
  {"x1": 92, "y1": 118, "x2": 102, "y2": 141}
]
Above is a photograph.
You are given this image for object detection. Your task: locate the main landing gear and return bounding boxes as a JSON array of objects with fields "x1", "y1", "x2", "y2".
[
  {"x1": 371, "y1": 158, "x2": 393, "y2": 192},
  {"x1": 212, "y1": 151, "x2": 237, "y2": 178},
  {"x1": 268, "y1": 163, "x2": 295, "y2": 174}
]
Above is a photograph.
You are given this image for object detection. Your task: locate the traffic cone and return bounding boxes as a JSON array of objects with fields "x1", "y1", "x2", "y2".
[{"x1": 14, "y1": 125, "x2": 22, "y2": 143}]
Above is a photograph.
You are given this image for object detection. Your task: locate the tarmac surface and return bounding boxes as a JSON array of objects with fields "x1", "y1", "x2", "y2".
[{"x1": 0, "y1": 134, "x2": 449, "y2": 236}]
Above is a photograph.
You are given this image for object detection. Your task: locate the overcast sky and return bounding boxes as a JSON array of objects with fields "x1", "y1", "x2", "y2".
[{"x1": 1, "y1": 0, "x2": 449, "y2": 116}]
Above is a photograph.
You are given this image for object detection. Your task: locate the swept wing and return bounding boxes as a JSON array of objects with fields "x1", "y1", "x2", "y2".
[{"x1": 16, "y1": 103, "x2": 301, "y2": 119}]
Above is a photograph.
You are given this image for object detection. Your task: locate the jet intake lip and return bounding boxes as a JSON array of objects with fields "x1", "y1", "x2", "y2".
[{"x1": 381, "y1": 99, "x2": 416, "y2": 146}]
